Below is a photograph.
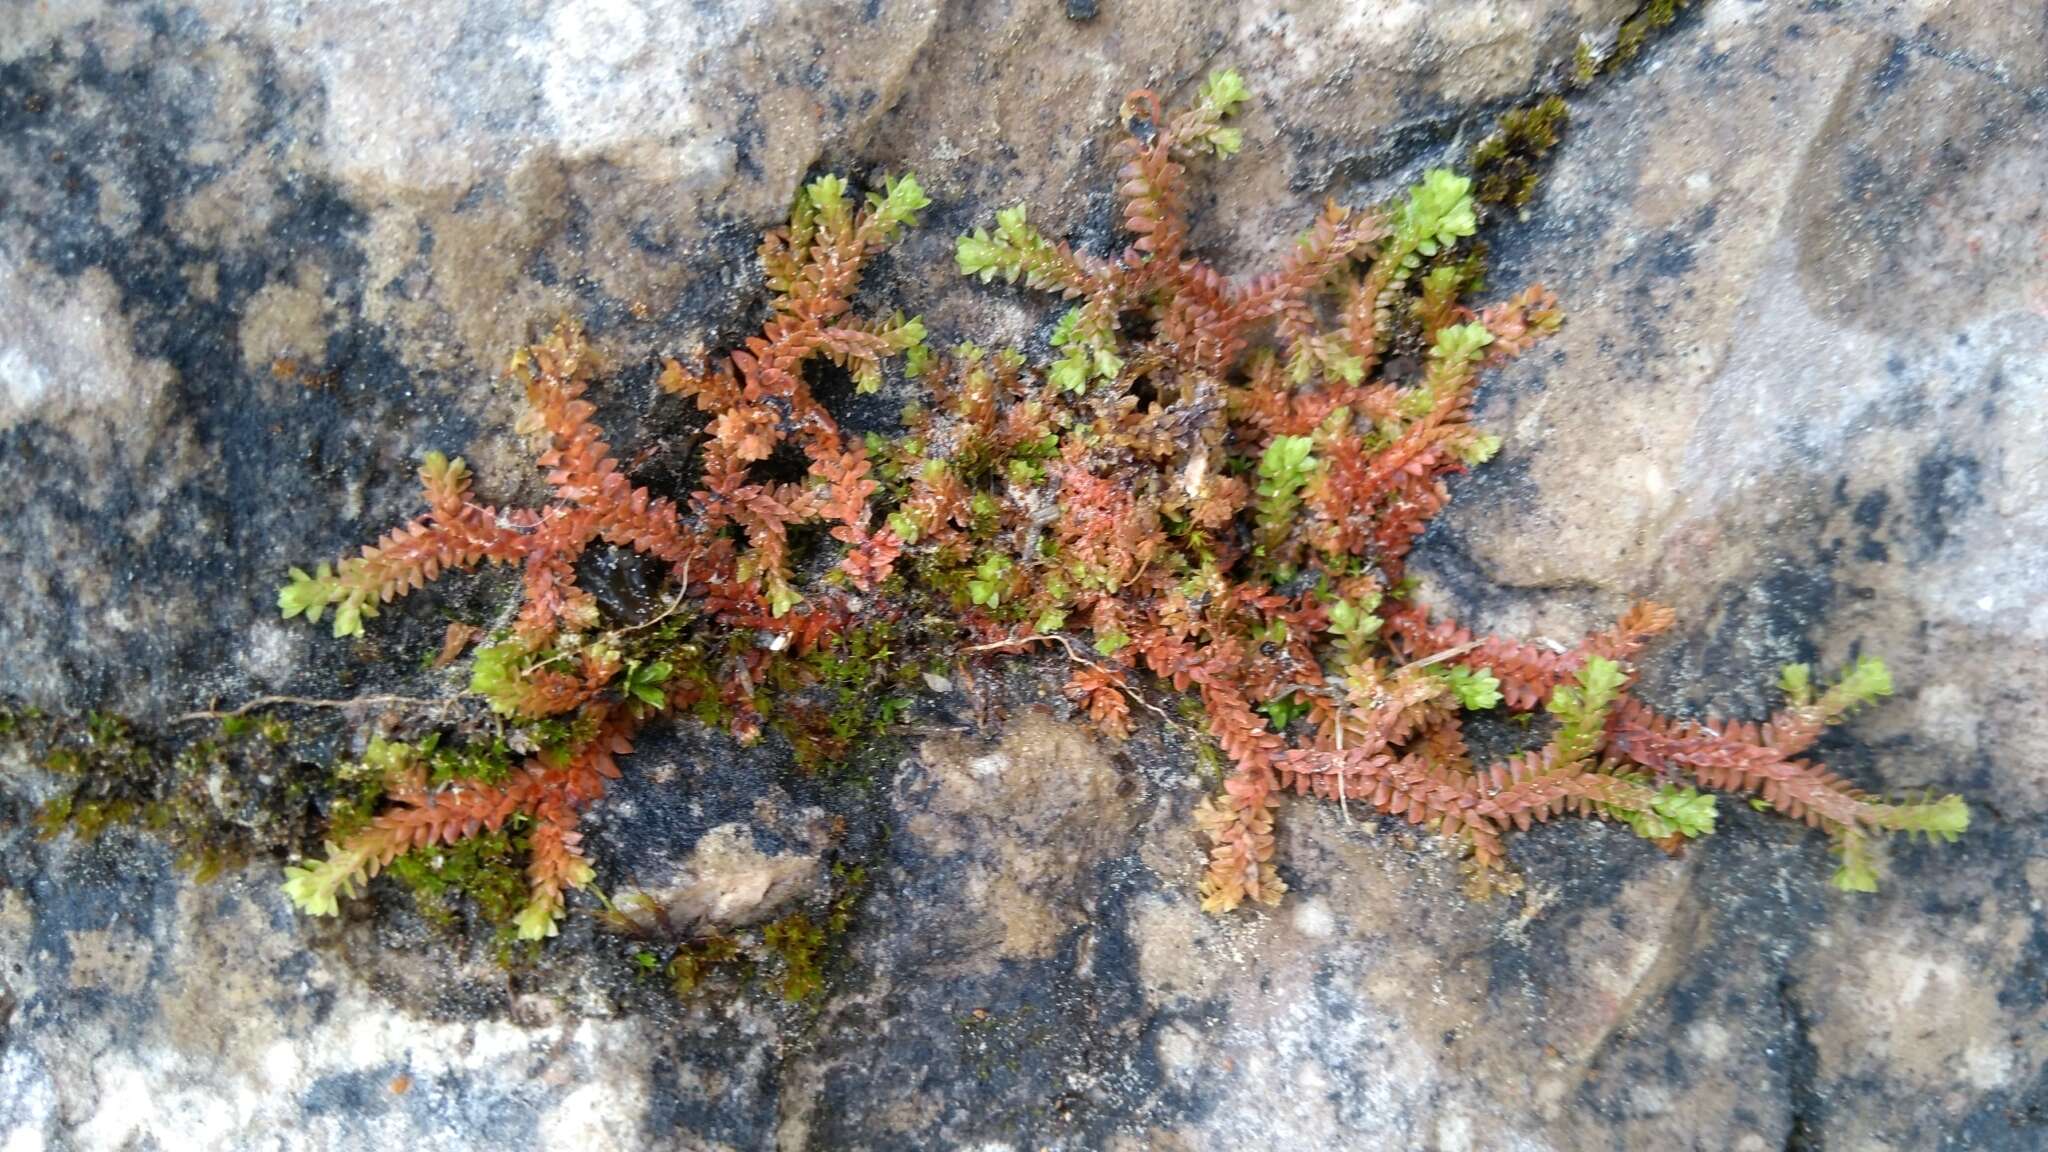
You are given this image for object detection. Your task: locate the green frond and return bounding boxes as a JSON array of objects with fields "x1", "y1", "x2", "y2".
[
  {"x1": 882, "y1": 312, "x2": 928, "y2": 354},
  {"x1": 278, "y1": 564, "x2": 346, "y2": 628},
  {"x1": 281, "y1": 840, "x2": 380, "y2": 917},
  {"x1": 330, "y1": 596, "x2": 368, "y2": 639},
  {"x1": 1549, "y1": 655, "x2": 1627, "y2": 762},
  {"x1": 1429, "y1": 322, "x2": 1494, "y2": 365},
  {"x1": 1390, "y1": 169, "x2": 1477, "y2": 272},
  {"x1": 1871, "y1": 792, "x2": 1969, "y2": 841},
  {"x1": 955, "y1": 230, "x2": 1004, "y2": 281},
  {"x1": 623, "y1": 659, "x2": 673, "y2": 709},
  {"x1": 1834, "y1": 793, "x2": 1966, "y2": 892},
  {"x1": 869, "y1": 172, "x2": 931, "y2": 236},
  {"x1": 1257, "y1": 435, "x2": 1317, "y2": 489},
  {"x1": 1435, "y1": 665, "x2": 1502, "y2": 711},
  {"x1": 514, "y1": 895, "x2": 563, "y2": 941},
  {"x1": 1254, "y1": 435, "x2": 1319, "y2": 550},
  {"x1": 1198, "y1": 69, "x2": 1250, "y2": 119},
  {"x1": 1778, "y1": 662, "x2": 1814, "y2": 706},
  {"x1": 1831, "y1": 828, "x2": 1881, "y2": 893},
  {"x1": 1325, "y1": 597, "x2": 1383, "y2": 645},
  {"x1": 1048, "y1": 309, "x2": 1082, "y2": 351},
  {"x1": 469, "y1": 640, "x2": 535, "y2": 718},
  {"x1": 805, "y1": 173, "x2": 851, "y2": 230},
  {"x1": 1549, "y1": 655, "x2": 1626, "y2": 723},
  {"x1": 1648, "y1": 786, "x2": 1717, "y2": 838},
  {"x1": 1047, "y1": 310, "x2": 1112, "y2": 394},
  {"x1": 1818, "y1": 656, "x2": 1892, "y2": 721},
  {"x1": 1419, "y1": 263, "x2": 1464, "y2": 306},
  {"x1": 956, "y1": 204, "x2": 1038, "y2": 282},
  {"x1": 418, "y1": 451, "x2": 472, "y2": 503},
  {"x1": 765, "y1": 578, "x2": 802, "y2": 620},
  {"x1": 1454, "y1": 432, "x2": 1502, "y2": 467},
  {"x1": 361, "y1": 736, "x2": 420, "y2": 777},
  {"x1": 903, "y1": 340, "x2": 935, "y2": 380},
  {"x1": 967, "y1": 554, "x2": 1013, "y2": 609},
  {"x1": 1182, "y1": 69, "x2": 1251, "y2": 156},
  {"x1": 1319, "y1": 341, "x2": 1367, "y2": 384},
  {"x1": 516, "y1": 857, "x2": 595, "y2": 941},
  {"x1": 1251, "y1": 691, "x2": 1300, "y2": 730}
]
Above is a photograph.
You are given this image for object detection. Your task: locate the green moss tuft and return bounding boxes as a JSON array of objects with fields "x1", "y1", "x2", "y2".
[
  {"x1": 386, "y1": 828, "x2": 530, "y2": 935},
  {"x1": 1468, "y1": 95, "x2": 1569, "y2": 209}
]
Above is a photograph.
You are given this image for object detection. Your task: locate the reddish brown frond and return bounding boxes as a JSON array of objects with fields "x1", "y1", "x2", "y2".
[
  {"x1": 1065, "y1": 665, "x2": 1135, "y2": 742},
  {"x1": 1607, "y1": 698, "x2": 1873, "y2": 830}
]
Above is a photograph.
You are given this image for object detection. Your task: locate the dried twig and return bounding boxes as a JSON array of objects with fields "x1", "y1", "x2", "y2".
[{"x1": 173, "y1": 694, "x2": 458, "y2": 724}]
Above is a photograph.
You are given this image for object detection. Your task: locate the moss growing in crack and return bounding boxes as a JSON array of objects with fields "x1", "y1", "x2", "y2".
[
  {"x1": 762, "y1": 860, "x2": 870, "y2": 1004},
  {"x1": 6, "y1": 703, "x2": 328, "y2": 882},
  {"x1": 665, "y1": 933, "x2": 749, "y2": 997},
  {"x1": 385, "y1": 827, "x2": 531, "y2": 940},
  {"x1": 1468, "y1": 95, "x2": 1569, "y2": 209},
  {"x1": 1574, "y1": 0, "x2": 1695, "y2": 83},
  {"x1": 762, "y1": 620, "x2": 919, "y2": 780},
  {"x1": 612, "y1": 855, "x2": 871, "y2": 1005},
  {"x1": 1614, "y1": 0, "x2": 1689, "y2": 68},
  {"x1": 762, "y1": 912, "x2": 829, "y2": 1002}
]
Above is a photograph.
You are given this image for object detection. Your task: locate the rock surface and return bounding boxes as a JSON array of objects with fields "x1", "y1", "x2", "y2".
[{"x1": 3, "y1": 1, "x2": 2044, "y2": 1149}]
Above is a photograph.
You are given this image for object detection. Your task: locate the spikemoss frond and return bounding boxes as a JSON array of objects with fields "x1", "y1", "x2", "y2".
[{"x1": 1388, "y1": 169, "x2": 1477, "y2": 274}]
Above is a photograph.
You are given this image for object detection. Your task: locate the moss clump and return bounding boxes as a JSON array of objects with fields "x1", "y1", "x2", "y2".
[
  {"x1": 762, "y1": 912, "x2": 828, "y2": 1002},
  {"x1": 384, "y1": 828, "x2": 530, "y2": 937},
  {"x1": 1574, "y1": 0, "x2": 1694, "y2": 83},
  {"x1": 6, "y1": 704, "x2": 325, "y2": 882},
  {"x1": 763, "y1": 621, "x2": 919, "y2": 779},
  {"x1": 1468, "y1": 95, "x2": 1569, "y2": 209},
  {"x1": 664, "y1": 934, "x2": 748, "y2": 996},
  {"x1": 759, "y1": 860, "x2": 871, "y2": 1003},
  {"x1": 1615, "y1": 0, "x2": 1688, "y2": 68}
]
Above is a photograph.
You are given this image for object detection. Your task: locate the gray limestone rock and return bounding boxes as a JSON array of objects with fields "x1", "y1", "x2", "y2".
[{"x1": 2, "y1": 1, "x2": 2043, "y2": 1149}]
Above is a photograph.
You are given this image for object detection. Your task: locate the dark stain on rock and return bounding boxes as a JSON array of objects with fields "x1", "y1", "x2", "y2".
[
  {"x1": 1649, "y1": 227, "x2": 1697, "y2": 279},
  {"x1": 1792, "y1": 34, "x2": 2041, "y2": 334},
  {"x1": 802, "y1": 849, "x2": 1171, "y2": 1149},
  {"x1": 1571, "y1": 827, "x2": 1830, "y2": 1143},
  {"x1": 22, "y1": 831, "x2": 172, "y2": 977},
  {"x1": 0, "y1": 18, "x2": 489, "y2": 713},
  {"x1": 1910, "y1": 451, "x2": 1982, "y2": 556},
  {"x1": 1777, "y1": 977, "x2": 1826, "y2": 1151},
  {"x1": 1618, "y1": 204, "x2": 1716, "y2": 283},
  {"x1": 303, "y1": 1063, "x2": 541, "y2": 1148},
  {"x1": 642, "y1": 1037, "x2": 783, "y2": 1150},
  {"x1": 1851, "y1": 488, "x2": 1890, "y2": 562},
  {"x1": 1309, "y1": 102, "x2": 1472, "y2": 204},
  {"x1": 1676, "y1": 547, "x2": 1837, "y2": 717},
  {"x1": 1869, "y1": 37, "x2": 1912, "y2": 96},
  {"x1": 1946, "y1": 1059, "x2": 2048, "y2": 1150}
]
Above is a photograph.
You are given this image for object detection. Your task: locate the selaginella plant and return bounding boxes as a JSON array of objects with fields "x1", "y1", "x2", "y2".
[
  {"x1": 278, "y1": 173, "x2": 933, "y2": 939},
  {"x1": 272, "y1": 70, "x2": 1965, "y2": 939}
]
